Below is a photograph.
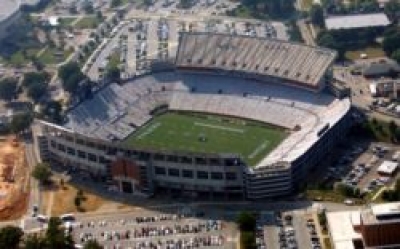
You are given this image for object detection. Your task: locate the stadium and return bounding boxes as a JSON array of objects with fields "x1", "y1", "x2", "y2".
[{"x1": 34, "y1": 33, "x2": 352, "y2": 199}]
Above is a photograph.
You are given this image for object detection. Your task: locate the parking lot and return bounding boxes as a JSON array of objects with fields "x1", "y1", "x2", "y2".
[
  {"x1": 309, "y1": 138, "x2": 400, "y2": 202},
  {"x1": 66, "y1": 209, "x2": 237, "y2": 249},
  {"x1": 260, "y1": 211, "x2": 322, "y2": 249}
]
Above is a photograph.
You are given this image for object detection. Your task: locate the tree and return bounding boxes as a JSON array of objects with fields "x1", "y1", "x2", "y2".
[
  {"x1": 310, "y1": 4, "x2": 325, "y2": 27},
  {"x1": 0, "y1": 78, "x2": 18, "y2": 102},
  {"x1": 84, "y1": 240, "x2": 103, "y2": 249},
  {"x1": 32, "y1": 163, "x2": 52, "y2": 185},
  {"x1": 391, "y1": 48, "x2": 400, "y2": 64},
  {"x1": 383, "y1": 29, "x2": 400, "y2": 56},
  {"x1": 45, "y1": 217, "x2": 74, "y2": 249},
  {"x1": 236, "y1": 212, "x2": 256, "y2": 232},
  {"x1": 27, "y1": 82, "x2": 47, "y2": 102},
  {"x1": 385, "y1": 0, "x2": 400, "y2": 21},
  {"x1": 105, "y1": 66, "x2": 121, "y2": 83},
  {"x1": 42, "y1": 100, "x2": 63, "y2": 123},
  {"x1": 111, "y1": 0, "x2": 122, "y2": 8},
  {"x1": 24, "y1": 234, "x2": 46, "y2": 249},
  {"x1": 58, "y1": 62, "x2": 85, "y2": 93},
  {"x1": 0, "y1": 226, "x2": 23, "y2": 249},
  {"x1": 96, "y1": 11, "x2": 104, "y2": 21},
  {"x1": 82, "y1": 2, "x2": 94, "y2": 14},
  {"x1": 10, "y1": 112, "x2": 33, "y2": 134}
]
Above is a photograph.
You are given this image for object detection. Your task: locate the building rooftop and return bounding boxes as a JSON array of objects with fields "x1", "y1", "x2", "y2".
[
  {"x1": 377, "y1": 160, "x2": 398, "y2": 175},
  {"x1": 325, "y1": 13, "x2": 391, "y2": 30},
  {"x1": 327, "y1": 211, "x2": 362, "y2": 249},
  {"x1": 175, "y1": 32, "x2": 336, "y2": 91}
]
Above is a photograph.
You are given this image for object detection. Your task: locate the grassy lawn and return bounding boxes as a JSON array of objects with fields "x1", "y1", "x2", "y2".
[
  {"x1": 38, "y1": 47, "x2": 72, "y2": 65},
  {"x1": 74, "y1": 16, "x2": 101, "y2": 29},
  {"x1": 5, "y1": 48, "x2": 40, "y2": 66},
  {"x1": 301, "y1": 0, "x2": 314, "y2": 10},
  {"x1": 42, "y1": 183, "x2": 124, "y2": 216},
  {"x1": 123, "y1": 112, "x2": 287, "y2": 166},
  {"x1": 59, "y1": 17, "x2": 76, "y2": 27},
  {"x1": 345, "y1": 46, "x2": 385, "y2": 60}
]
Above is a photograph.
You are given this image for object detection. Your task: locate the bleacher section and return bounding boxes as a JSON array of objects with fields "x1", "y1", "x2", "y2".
[{"x1": 175, "y1": 33, "x2": 337, "y2": 91}]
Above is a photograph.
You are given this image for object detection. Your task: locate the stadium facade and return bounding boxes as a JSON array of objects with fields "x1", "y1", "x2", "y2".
[{"x1": 33, "y1": 33, "x2": 352, "y2": 199}]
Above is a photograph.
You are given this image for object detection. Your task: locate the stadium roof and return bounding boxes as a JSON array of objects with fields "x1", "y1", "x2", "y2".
[
  {"x1": 0, "y1": 0, "x2": 19, "y2": 22},
  {"x1": 325, "y1": 13, "x2": 390, "y2": 30},
  {"x1": 175, "y1": 32, "x2": 336, "y2": 91}
]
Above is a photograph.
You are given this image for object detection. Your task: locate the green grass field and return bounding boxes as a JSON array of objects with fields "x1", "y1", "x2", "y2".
[{"x1": 123, "y1": 112, "x2": 287, "y2": 166}]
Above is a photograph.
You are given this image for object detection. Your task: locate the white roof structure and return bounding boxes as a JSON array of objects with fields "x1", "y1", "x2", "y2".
[
  {"x1": 327, "y1": 211, "x2": 362, "y2": 249},
  {"x1": 176, "y1": 33, "x2": 336, "y2": 91},
  {"x1": 377, "y1": 160, "x2": 398, "y2": 175},
  {"x1": 325, "y1": 13, "x2": 391, "y2": 30},
  {"x1": 48, "y1": 16, "x2": 60, "y2": 26}
]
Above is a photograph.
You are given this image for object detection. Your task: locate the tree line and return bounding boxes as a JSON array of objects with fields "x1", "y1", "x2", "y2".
[{"x1": 0, "y1": 218, "x2": 102, "y2": 249}]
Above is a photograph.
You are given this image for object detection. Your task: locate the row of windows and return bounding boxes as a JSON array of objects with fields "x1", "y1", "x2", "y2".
[
  {"x1": 154, "y1": 167, "x2": 237, "y2": 180},
  {"x1": 51, "y1": 140, "x2": 108, "y2": 163}
]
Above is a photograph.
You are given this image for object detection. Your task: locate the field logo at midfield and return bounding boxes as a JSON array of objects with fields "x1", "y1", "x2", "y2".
[
  {"x1": 248, "y1": 140, "x2": 270, "y2": 159},
  {"x1": 136, "y1": 123, "x2": 161, "y2": 139},
  {"x1": 194, "y1": 122, "x2": 244, "y2": 133}
]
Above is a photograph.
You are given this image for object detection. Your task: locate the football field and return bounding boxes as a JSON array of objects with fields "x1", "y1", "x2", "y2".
[{"x1": 123, "y1": 112, "x2": 287, "y2": 166}]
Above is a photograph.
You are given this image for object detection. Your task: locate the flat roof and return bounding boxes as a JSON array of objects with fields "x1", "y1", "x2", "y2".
[
  {"x1": 377, "y1": 160, "x2": 398, "y2": 174},
  {"x1": 325, "y1": 13, "x2": 390, "y2": 30},
  {"x1": 327, "y1": 211, "x2": 362, "y2": 249},
  {"x1": 176, "y1": 32, "x2": 336, "y2": 90}
]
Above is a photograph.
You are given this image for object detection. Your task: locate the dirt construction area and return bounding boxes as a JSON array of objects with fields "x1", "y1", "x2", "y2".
[{"x1": 0, "y1": 136, "x2": 29, "y2": 220}]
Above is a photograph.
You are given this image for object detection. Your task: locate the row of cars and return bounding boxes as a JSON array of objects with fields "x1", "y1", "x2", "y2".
[
  {"x1": 255, "y1": 216, "x2": 266, "y2": 249},
  {"x1": 306, "y1": 219, "x2": 321, "y2": 249},
  {"x1": 277, "y1": 214, "x2": 298, "y2": 249}
]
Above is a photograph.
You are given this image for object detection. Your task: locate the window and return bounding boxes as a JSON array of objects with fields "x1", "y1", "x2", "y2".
[
  {"x1": 168, "y1": 168, "x2": 180, "y2": 177},
  {"x1": 197, "y1": 171, "x2": 208, "y2": 179},
  {"x1": 58, "y1": 144, "x2": 66, "y2": 152},
  {"x1": 50, "y1": 140, "x2": 56, "y2": 148},
  {"x1": 88, "y1": 153, "x2": 97, "y2": 162},
  {"x1": 211, "y1": 172, "x2": 223, "y2": 180},
  {"x1": 182, "y1": 170, "x2": 193, "y2": 178},
  {"x1": 155, "y1": 166, "x2": 166, "y2": 175},
  {"x1": 77, "y1": 150, "x2": 86, "y2": 159},
  {"x1": 226, "y1": 172, "x2": 237, "y2": 181},
  {"x1": 67, "y1": 147, "x2": 75, "y2": 156}
]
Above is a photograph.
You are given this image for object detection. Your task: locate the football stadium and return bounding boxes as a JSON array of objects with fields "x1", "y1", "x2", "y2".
[{"x1": 33, "y1": 32, "x2": 352, "y2": 199}]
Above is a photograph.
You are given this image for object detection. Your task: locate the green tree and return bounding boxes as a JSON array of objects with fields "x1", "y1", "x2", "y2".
[
  {"x1": 236, "y1": 212, "x2": 256, "y2": 232},
  {"x1": 45, "y1": 217, "x2": 74, "y2": 249},
  {"x1": 84, "y1": 240, "x2": 103, "y2": 249},
  {"x1": 0, "y1": 78, "x2": 18, "y2": 102},
  {"x1": 32, "y1": 163, "x2": 52, "y2": 185},
  {"x1": 391, "y1": 48, "x2": 400, "y2": 64},
  {"x1": 10, "y1": 112, "x2": 33, "y2": 134},
  {"x1": 0, "y1": 226, "x2": 23, "y2": 249},
  {"x1": 27, "y1": 82, "x2": 47, "y2": 102},
  {"x1": 240, "y1": 231, "x2": 257, "y2": 249},
  {"x1": 310, "y1": 4, "x2": 325, "y2": 27},
  {"x1": 83, "y1": 2, "x2": 94, "y2": 14},
  {"x1": 24, "y1": 234, "x2": 47, "y2": 249},
  {"x1": 383, "y1": 29, "x2": 400, "y2": 56},
  {"x1": 385, "y1": 0, "x2": 400, "y2": 21},
  {"x1": 111, "y1": 0, "x2": 122, "y2": 8},
  {"x1": 42, "y1": 100, "x2": 63, "y2": 123},
  {"x1": 58, "y1": 62, "x2": 85, "y2": 93},
  {"x1": 106, "y1": 66, "x2": 121, "y2": 83}
]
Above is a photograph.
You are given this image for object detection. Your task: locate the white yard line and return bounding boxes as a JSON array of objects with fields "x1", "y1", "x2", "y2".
[{"x1": 194, "y1": 122, "x2": 244, "y2": 133}]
